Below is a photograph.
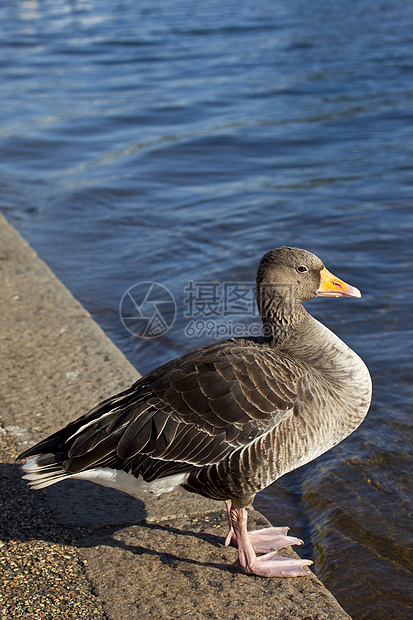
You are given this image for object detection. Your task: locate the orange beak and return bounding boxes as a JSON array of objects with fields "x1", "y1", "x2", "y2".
[{"x1": 317, "y1": 267, "x2": 361, "y2": 298}]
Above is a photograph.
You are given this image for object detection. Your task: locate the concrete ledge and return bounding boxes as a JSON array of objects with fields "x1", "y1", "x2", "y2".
[{"x1": 0, "y1": 212, "x2": 351, "y2": 619}]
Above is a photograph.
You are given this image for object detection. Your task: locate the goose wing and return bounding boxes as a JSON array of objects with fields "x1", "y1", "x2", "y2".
[{"x1": 20, "y1": 340, "x2": 306, "y2": 481}]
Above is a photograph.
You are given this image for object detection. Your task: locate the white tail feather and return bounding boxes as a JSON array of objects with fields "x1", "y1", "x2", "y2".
[
  {"x1": 22, "y1": 455, "x2": 71, "y2": 489},
  {"x1": 21, "y1": 455, "x2": 189, "y2": 497}
]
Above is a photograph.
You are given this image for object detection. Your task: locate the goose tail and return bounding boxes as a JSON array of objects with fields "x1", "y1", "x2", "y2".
[{"x1": 21, "y1": 453, "x2": 70, "y2": 490}]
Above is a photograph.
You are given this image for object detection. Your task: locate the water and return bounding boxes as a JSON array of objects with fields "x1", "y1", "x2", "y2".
[{"x1": 1, "y1": 1, "x2": 412, "y2": 617}]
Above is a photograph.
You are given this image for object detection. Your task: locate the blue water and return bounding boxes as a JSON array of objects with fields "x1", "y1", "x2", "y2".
[{"x1": 1, "y1": 1, "x2": 412, "y2": 617}]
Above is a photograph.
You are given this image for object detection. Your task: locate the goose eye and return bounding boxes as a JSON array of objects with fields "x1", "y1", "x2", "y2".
[{"x1": 296, "y1": 265, "x2": 308, "y2": 274}]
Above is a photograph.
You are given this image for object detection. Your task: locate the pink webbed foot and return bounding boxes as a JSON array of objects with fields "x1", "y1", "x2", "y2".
[
  {"x1": 224, "y1": 500, "x2": 304, "y2": 554},
  {"x1": 228, "y1": 504, "x2": 312, "y2": 578},
  {"x1": 247, "y1": 551, "x2": 313, "y2": 578},
  {"x1": 247, "y1": 526, "x2": 304, "y2": 554}
]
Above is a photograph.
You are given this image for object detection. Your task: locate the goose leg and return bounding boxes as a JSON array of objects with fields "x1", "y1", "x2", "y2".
[
  {"x1": 229, "y1": 505, "x2": 312, "y2": 577},
  {"x1": 224, "y1": 499, "x2": 235, "y2": 546}
]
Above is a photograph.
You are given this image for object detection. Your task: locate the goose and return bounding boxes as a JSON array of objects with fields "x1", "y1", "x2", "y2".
[{"x1": 19, "y1": 247, "x2": 372, "y2": 577}]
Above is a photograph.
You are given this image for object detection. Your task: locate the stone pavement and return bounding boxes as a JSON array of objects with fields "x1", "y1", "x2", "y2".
[{"x1": 0, "y1": 212, "x2": 351, "y2": 619}]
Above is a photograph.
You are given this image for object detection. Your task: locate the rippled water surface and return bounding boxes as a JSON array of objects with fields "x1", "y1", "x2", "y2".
[{"x1": 1, "y1": 1, "x2": 412, "y2": 618}]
